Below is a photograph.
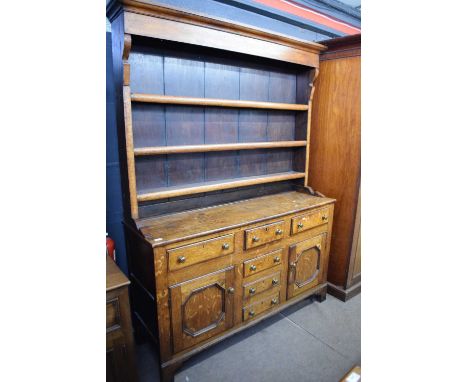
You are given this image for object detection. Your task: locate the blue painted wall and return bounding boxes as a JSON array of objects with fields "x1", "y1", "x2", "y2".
[{"x1": 106, "y1": 0, "x2": 360, "y2": 274}]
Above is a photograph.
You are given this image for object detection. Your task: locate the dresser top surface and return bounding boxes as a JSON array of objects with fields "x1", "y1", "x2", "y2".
[
  {"x1": 106, "y1": 255, "x2": 130, "y2": 292},
  {"x1": 136, "y1": 191, "x2": 334, "y2": 247}
]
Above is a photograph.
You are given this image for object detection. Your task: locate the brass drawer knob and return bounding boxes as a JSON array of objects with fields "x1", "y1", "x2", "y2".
[
  {"x1": 222, "y1": 243, "x2": 230, "y2": 250},
  {"x1": 249, "y1": 287, "x2": 256, "y2": 295},
  {"x1": 272, "y1": 278, "x2": 279, "y2": 286},
  {"x1": 250, "y1": 264, "x2": 257, "y2": 271},
  {"x1": 322, "y1": 215, "x2": 327, "y2": 221},
  {"x1": 252, "y1": 236, "x2": 260, "y2": 243},
  {"x1": 227, "y1": 287, "x2": 235, "y2": 294},
  {"x1": 177, "y1": 256, "x2": 186, "y2": 263},
  {"x1": 271, "y1": 298, "x2": 279, "y2": 305},
  {"x1": 290, "y1": 263, "x2": 296, "y2": 268},
  {"x1": 275, "y1": 228, "x2": 283, "y2": 235},
  {"x1": 297, "y1": 222, "x2": 304, "y2": 229},
  {"x1": 273, "y1": 256, "x2": 281, "y2": 263},
  {"x1": 249, "y1": 310, "x2": 255, "y2": 317}
]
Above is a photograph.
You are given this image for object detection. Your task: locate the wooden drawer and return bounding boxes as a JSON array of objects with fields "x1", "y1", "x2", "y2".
[
  {"x1": 106, "y1": 298, "x2": 121, "y2": 332},
  {"x1": 243, "y1": 248, "x2": 283, "y2": 277},
  {"x1": 291, "y1": 208, "x2": 329, "y2": 235},
  {"x1": 242, "y1": 291, "x2": 280, "y2": 321},
  {"x1": 243, "y1": 271, "x2": 281, "y2": 299},
  {"x1": 245, "y1": 220, "x2": 285, "y2": 249},
  {"x1": 167, "y1": 234, "x2": 234, "y2": 271}
]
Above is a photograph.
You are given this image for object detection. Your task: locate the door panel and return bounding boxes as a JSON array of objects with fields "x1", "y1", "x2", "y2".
[
  {"x1": 287, "y1": 234, "x2": 326, "y2": 298},
  {"x1": 170, "y1": 267, "x2": 235, "y2": 353}
]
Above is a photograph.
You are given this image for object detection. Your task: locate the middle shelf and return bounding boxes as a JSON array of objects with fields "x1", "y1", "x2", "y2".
[
  {"x1": 131, "y1": 93, "x2": 309, "y2": 111},
  {"x1": 134, "y1": 141, "x2": 307, "y2": 156}
]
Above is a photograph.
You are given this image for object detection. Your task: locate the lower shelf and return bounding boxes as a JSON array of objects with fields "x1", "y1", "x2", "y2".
[{"x1": 137, "y1": 171, "x2": 305, "y2": 202}]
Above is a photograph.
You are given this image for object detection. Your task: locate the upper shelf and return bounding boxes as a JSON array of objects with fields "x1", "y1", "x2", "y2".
[{"x1": 131, "y1": 94, "x2": 309, "y2": 111}]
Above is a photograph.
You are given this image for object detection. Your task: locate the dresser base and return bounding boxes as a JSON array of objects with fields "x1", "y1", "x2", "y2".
[{"x1": 156, "y1": 283, "x2": 327, "y2": 382}]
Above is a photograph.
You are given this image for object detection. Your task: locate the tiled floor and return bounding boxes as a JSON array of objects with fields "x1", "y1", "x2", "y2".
[{"x1": 136, "y1": 293, "x2": 361, "y2": 382}]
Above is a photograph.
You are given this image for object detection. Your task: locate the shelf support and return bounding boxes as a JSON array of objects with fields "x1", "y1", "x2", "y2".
[
  {"x1": 122, "y1": 33, "x2": 139, "y2": 219},
  {"x1": 304, "y1": 67, "x2": 319, "y2": 186}
]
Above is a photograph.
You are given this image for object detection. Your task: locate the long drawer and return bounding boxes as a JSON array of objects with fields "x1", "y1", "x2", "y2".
[{"x1": 167, "y1": 234, "x2": 234, "y2": 271}]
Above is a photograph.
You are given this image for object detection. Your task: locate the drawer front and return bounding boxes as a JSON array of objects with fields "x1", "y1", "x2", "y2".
[
  {"x1": 168, "y1": 234, "x2": 234, "y2": 271},
  {"x1": 243, "y1": 249, "x2": 283, "y2": 277},
  {"x1": 245, "y1": 221, "x2": 285, "y2": 249},
  {"x1": 106, "y1": 298, "x2": 121, "y2": 332},
  {"x1": 243, "y1": 271, "x2": 281, "y2": 299},
  {"x1": 291, "y1": 208, "x2": 329, "y2": 235},
  {"x1": 242, "y1": 291, "x2": 280, "y2": 321}
]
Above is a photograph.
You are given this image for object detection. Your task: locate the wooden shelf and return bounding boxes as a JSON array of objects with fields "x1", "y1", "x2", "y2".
[
  {"x1": 137, "y1": 171, "x2": 305, "y2": 202},
  {"x1": 134, "y1": 141, "x2": 307, "y2": 156},
  {"x1": 131, "y1": 93, "x2": 309, "y2": 111}
]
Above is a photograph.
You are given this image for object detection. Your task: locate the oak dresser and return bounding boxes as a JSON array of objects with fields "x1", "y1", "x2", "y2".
[{"x1": 107, "y1": 1, "x2": 336, "y2": 380}]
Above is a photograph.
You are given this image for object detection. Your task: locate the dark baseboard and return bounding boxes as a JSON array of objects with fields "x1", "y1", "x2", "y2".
[{"x1": 327, "y1": 281, "x2": 361, "y2": 302}]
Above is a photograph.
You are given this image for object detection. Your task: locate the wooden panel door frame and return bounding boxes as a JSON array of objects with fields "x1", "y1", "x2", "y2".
[
  {"x1": 169, "y1": 266, "x2": 235, "y2": 353},
  {"x1": 287, "y1": 234, "x2": 326, "y2": 298}
]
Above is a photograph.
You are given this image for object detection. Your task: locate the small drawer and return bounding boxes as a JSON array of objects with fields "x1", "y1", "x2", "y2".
[
  {"x1": 243, "y1": 271, "x2": 281, "y2": 299},
  {"x1": 245, "y1": 221, "x2": 285, "y2": 249},
  {"x1": 168, "y1": 234, "x2": 234, "y2": 271},
  {"x1": 106, "y1": 298, "x2": 120, "y2": 332},
  {"x1": 242, "y1": 291, "x2": 280, "y2": 321},
  {"x1": 243, "y1": 249, "x2": 283, "y2": 277},
  {"x1": 291, "y1": 208, "x2": 329, "y2": 235}
]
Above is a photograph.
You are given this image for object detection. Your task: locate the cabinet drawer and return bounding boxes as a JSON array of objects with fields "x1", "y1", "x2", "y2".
[
  {"x1": 242, "y1": 291, "x2": 280, "y2": 321},
  {"x1": 291, "y1": 208, "x2": 329, "y2": 235},
  {"x1": 168, "y1": 234, "x2": 234, "y2": 271},
  {"x1": 243, "y1": 249, "x2": 283, "y2": 277},
  {"x1": 245, "y1": 221, "x2": 285, "y2": 249},
  {"x1": 243, "y1": 271, "x2": 281, "y2": 299},
  {"x1": 106, "y1": 298, "x2": 120, "y2": 332}
]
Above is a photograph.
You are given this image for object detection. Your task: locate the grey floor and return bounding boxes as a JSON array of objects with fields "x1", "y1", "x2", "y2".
[{"x1": 136, "y1": 294, "x2": 360, "y2": 382}]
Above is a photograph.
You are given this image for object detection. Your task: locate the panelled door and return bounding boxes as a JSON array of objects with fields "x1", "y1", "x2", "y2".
[
  {"x1": 169, "y1": 267, "x2": 235, "y2": 353},
  {"x1": 287, "y1": 234, "x2": 327, "y2": 298}
]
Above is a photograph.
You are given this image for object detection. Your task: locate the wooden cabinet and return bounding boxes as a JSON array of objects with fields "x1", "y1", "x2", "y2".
[
  {"x1": 309, "y1": 34, "x2": 361, "y2": 301},
  {"x1": 107, "y1": 1, "x2": 336, "y2": 380},
  {"x1": 106, "y1": 256, "x2": 137, "y2": 382}
]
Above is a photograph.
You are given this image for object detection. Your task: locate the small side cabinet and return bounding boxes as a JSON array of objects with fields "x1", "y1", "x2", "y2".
[{"x1": 106, "y1": 256, "x2": 137, "y2": 382}]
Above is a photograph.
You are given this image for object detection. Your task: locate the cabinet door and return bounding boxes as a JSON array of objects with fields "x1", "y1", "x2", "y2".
[
  {"x1": 287, "y1": 234, "x2": 326, "y2": 298},
  {"x1": 169, "y1": 267, "x2": 235, "y2": 353}
]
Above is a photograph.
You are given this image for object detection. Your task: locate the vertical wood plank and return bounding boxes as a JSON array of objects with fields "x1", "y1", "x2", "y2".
[
  {"x1": 205, "y1": 62, "x2": 240, "y2": 182},
  {"x1": 269, "y1": 70, "x2": 296, "y2": 103},
  {"x1": 164, "y1": 54, "x2": 205, "y2": 187},
  {"x1": 128, "y1": 45, "x2": 164, "y2": 94},
  {"x1": 135, "y1": 156, "x2": 166, "y2": 193},
  {"x1": 154, "y1": 246, "x2": 173, "y2": 361},
  {"x1": 122, "y1": 34, "x2": 138, "y2": 219},
  {"x1": 123, "y1": 86, "x2": 138, "y2": 218},
  {"x1": 132, "y1": 104, "x2": 166, "y2": 148},
  {"x1": 304, "y1": 68, "x2": 319, "y2": 186}
]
